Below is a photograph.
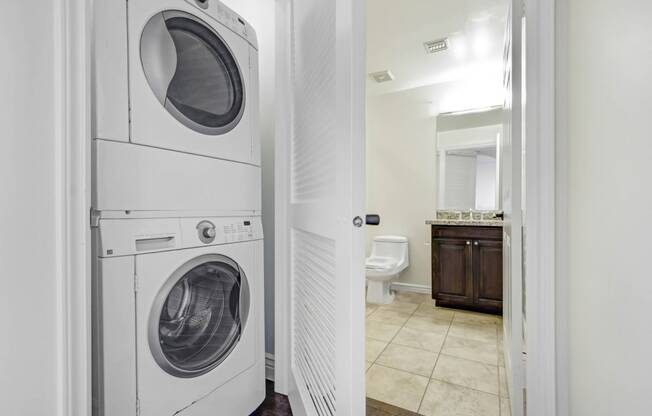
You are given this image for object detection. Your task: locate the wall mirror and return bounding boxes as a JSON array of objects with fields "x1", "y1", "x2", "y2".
[{"x1": 436, "y1": 109, "x2": 502, "y2": 211}]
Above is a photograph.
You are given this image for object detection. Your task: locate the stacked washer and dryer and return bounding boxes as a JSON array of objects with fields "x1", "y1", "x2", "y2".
[{"x1": 91, "y1": 1, "x2": 265, "y2": 415}]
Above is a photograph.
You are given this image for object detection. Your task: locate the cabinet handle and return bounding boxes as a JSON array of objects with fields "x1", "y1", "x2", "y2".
[
  {"x1": 466, "y1": 241, "x2": 471, "y2": 245},
  {"x1": 474, "y1": 241, "x2": 479, "y2": 246}
]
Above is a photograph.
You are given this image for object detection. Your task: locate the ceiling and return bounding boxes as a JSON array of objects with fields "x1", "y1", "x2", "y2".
[{"x1": 367, "y1": 0, "x2": 508, "y2": 113}]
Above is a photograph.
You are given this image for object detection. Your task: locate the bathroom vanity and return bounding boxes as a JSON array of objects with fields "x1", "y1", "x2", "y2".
[{"x1": 428, "y1": 220, "x2": 503, "y2": 314}]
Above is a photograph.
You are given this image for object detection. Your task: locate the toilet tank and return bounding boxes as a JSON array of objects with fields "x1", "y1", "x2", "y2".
[{"x1": 370, "y1": 236, "x2": 409, "y2": 264}]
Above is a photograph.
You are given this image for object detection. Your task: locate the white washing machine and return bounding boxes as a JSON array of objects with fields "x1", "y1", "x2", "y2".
[
  {"x1": 92, "y1": 0, "x2": 261, "y2": 212},
  {"x1": 92, "y1": 215, "x2": 265, "y2": 416}
]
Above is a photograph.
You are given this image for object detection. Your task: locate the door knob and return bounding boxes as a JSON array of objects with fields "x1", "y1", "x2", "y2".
[
  {"x1": 466, "y1": 241, "x2": 471, "y2": 245},
  {"x1": 366, "y1": 214, "x2": 380, "y2": 226},
  {"x1": 474, "y1": 241, "x2": 479, "y2": 246}
]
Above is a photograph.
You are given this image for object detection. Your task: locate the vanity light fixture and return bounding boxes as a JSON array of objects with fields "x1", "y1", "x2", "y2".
[{"x1": 440, "y1": 105, "x2": 502, "y2": 116}]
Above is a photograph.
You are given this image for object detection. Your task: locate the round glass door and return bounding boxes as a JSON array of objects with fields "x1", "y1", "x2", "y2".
[
  {"x1": 149, "y1": 254, "x2": 250, "y2": 378},
  {"x1": 140, "y1": 10, "x2": 245, "y2": 135}
]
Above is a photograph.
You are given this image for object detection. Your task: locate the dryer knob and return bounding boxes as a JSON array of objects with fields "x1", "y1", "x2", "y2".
[{"x1": 203, "y1": 228, "x2": 216, "y2": 239}]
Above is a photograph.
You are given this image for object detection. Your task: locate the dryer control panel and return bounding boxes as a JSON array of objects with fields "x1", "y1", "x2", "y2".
[
  {"x1": 96, "y1": 216, "x2": 263, "y2": 258},
  {"x1": 186, "y1": 0, "x2": 259, "y2": 49}
]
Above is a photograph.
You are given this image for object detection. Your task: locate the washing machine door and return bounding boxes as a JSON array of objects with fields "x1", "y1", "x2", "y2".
[
  {"x1": 140, "y1": 10, "x2": 246, "y2": 136},
  {"x1": 149, "y1": 253, "x2": 251, "y2": 378}
]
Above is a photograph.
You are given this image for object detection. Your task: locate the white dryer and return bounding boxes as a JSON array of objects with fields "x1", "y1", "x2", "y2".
[
  {"x1": 92, "y1": 0, "x2": 261, "y2": 212},
  {"x1": 92, "y1": 215, "x2": 265, "y2": 416}
]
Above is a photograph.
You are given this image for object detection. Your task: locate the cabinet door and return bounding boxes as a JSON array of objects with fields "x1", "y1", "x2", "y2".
[
  {"x1": 472, "y1": 239, "x2": 503, "y2": 310},
  {"x1": 432, "y1": 238, "x2": 474, "y2": 306}
]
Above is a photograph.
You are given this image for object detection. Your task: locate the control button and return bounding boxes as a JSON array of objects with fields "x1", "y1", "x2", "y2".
[
  {"x1": 203, "y1": 228, "x2": 216, "y2": 239},
  {"x1": 197, "y1": 220, "x2": 216, "y2": 244}
]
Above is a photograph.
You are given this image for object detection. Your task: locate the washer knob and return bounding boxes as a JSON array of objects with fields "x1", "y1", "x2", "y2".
[{"x1": 197, "y1": 220, "x2": 217, "y2": 243}]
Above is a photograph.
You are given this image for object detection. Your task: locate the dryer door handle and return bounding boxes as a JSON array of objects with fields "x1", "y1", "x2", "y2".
[{"x1": 141, "y1": 12, "x2": 178, "y2": 105}]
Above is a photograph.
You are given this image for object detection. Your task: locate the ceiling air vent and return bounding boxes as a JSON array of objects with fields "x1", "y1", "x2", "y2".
[
  {"x1": 369, "y1": 70, "x2": 394, "y2": 83},
  {"x1": 424, "y1": 38, "x2": 449, "y2": 54}
]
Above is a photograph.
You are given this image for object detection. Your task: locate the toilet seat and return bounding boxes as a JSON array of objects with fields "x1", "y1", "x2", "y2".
[{"x1": 365, "y1": 257, "x2": 398, "y2": 272}]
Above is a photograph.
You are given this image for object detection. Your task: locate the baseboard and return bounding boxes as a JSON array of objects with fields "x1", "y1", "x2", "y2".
[
  {"x1": 265, "y1": 353, "x2": 275, "y2": 381},
  {"x1": 391, "y1": 281, "x2": 431, "y2": 294}
]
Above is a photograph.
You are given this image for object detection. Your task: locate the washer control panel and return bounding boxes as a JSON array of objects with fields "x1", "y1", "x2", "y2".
[
  {"x1": 186, "y1": 216, "x2": 262, "y2": 246},
  {"x1": 96, "y1": 216, "x2": 262, "y2": 257}
]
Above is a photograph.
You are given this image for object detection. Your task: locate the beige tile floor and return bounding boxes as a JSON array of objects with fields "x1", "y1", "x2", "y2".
[{"x1": 365, "y1": 291, "x2": 511, "y2": 416}]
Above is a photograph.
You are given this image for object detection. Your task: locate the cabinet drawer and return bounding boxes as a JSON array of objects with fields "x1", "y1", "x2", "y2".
[{"x1": 431, "y1": 226, "x2": 502, "y2": 240}]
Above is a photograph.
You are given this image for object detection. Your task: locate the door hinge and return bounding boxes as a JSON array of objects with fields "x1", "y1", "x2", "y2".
[
  {"x1": 90, "y1": 208, "x2": 100, "y2": 228},
  {"x1": 136, "y1": 398, "x2": 140, "y2": 416}
]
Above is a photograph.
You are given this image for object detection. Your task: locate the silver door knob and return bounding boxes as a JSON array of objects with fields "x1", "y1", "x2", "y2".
[
  {"x1": 466, "y1": 241, "x2": 471, "y2": 245},
  {"x1": 474, "y1": 241, "x2": 479, "y2": 246},
  {"x1": 353, "y1": 216, "x2": 364, "y2": 227}
]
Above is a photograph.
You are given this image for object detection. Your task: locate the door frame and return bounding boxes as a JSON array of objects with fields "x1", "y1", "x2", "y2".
[
  {"x1": 55, "y1": 0, "x2": 92, "y2": 414},
  {"x1": 273, "y1": 0, "x2": 292, "y2": 395},
  {"x1": 267, "y1": 0, "x2": 560, "y2": 414},
  {"x1": 522, "y1": 0, "x2": 558, "y2": 414}
]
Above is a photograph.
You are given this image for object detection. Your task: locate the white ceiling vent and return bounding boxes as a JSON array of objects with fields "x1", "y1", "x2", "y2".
[
  {"x1": 368, "y1": 70, "x2": 395, "y2": 83},
  {"x1": 423, "y1": 38, "x2": 449, "y2": 54}
]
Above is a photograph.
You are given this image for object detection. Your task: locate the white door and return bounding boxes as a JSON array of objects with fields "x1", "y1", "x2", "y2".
[
  {"x1": 501, "y1": 2, "x2": 525, "y2": 415},
  {"x1": 276, "y1": 0, "x2": 366, "y2": 415}
]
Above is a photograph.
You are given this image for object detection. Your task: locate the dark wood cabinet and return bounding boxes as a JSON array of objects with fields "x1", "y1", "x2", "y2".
[
  {"x1": 431, "y1": 225, "x2": 503, "y2": 314},
  {"x1": 433, "y1": 238, "x2": 473, "y2": 305}
]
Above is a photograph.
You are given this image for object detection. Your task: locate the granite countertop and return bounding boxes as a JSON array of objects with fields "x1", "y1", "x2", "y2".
[{"x1": 426, "y1": 219, "x2": 503, "y2": 227}]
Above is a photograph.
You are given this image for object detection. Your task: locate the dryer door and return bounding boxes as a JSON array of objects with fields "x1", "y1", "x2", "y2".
[
  {"x1": 141, "y1": 10, "x2": 246, "y2": 136},
  {"x1": 149, "y1": 253, "x2": 251, "y2": 378}
]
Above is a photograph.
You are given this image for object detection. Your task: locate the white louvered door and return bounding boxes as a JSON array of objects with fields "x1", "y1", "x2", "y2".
[{"x1": 279, "y1": 0, "x2": 365, "y2": 415}]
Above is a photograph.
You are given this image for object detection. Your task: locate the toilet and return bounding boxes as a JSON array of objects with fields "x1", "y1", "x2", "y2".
[{"x1": 365, "y1": 235, "x2": 409, "y2": 304}]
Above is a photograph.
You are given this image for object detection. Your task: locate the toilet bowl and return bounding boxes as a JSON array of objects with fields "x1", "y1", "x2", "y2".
[{"x1": 365, "y1": 235, "x2": 409, "y2": 304}]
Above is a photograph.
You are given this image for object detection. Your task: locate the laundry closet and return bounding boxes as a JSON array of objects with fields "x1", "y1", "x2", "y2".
[{"x1": 90, "y1": 1, "x2": 265, "y2": 415}]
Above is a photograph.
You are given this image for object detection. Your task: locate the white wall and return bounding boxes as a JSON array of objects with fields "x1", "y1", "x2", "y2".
[
  {"x1": 366, "y1": 92, "x2": 438, "y2": 288},
  {"x1": 220, "y1": 0, "x2": 276, "y2": 354},
  {"x1": 558, "y1": 0, "x2": 652, "y2": 414},
  {"x1": 0, "y1": 2, "x2": 64, "y2": 414}
]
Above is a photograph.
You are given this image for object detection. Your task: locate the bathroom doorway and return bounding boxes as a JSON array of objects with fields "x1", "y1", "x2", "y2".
[{"x1": 364, "y1": 1, "x2": 512, "y2": 414}]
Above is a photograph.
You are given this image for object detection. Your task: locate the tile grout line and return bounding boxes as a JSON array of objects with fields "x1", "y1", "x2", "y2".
[
  {"x1": 372, "y1": 298, "x2": 423, "y2": 365},
  {"x1": 425, "y1": 377, "x2": 503, "y2": 399},
  {"x1": 416, "y1": 306, "x2": 454, "y2": 414},
  {"x1": 366, "y1": 295, "x2": 430, "y2": 411},
  {"x1": 400, "y1": 297, "x2": 438, "y2": 414},
  {"x1": 373, "y1": 298, "x2": 451, "y2": 379}
]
